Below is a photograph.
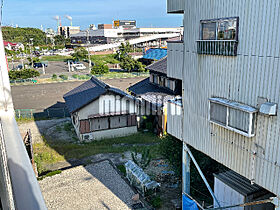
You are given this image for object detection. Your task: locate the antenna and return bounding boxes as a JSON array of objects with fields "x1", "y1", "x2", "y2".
[{"x1": 65, "y1": 15, "x2": 72, "y2": 26}]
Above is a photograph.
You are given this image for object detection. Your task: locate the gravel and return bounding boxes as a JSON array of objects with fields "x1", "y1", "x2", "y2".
[{"x1": 39, "y1": 160, "x2": 136, "y2": 210}]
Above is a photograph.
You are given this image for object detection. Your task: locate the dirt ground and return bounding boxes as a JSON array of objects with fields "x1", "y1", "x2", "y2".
[{"x1": 11, "y1": 77, "x2": 146, "y2": 110}]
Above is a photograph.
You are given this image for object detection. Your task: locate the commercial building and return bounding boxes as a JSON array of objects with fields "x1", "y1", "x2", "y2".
[
  {"x1": 166, "y1": 0, "x2": 280, "y2": 209},
  {"x1": 70, "y1": 26, "x2": 183, "y2": 46},
  {"x1": 58, "y1": 26, "x2": 80, "y2": 38}
]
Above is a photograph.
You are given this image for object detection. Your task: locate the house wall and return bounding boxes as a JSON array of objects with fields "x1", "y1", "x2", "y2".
[
  {"x1": 181, "y1": 0, "x2": 280, "y2": 196},
  {"x1": 80, "y1": 126, "x2": 137, "y2": 141},
  {"x1": 72, "y1": 93, "x2": 138, "y2": 141}
]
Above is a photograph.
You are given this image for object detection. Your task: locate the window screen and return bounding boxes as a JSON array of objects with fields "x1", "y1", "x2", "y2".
[
  {"x1": 210, "y1": 103, "x2": 227, "y2": 125},
  {"x1": 228, "y1": 108, "x2": 249, "y2": 133}
]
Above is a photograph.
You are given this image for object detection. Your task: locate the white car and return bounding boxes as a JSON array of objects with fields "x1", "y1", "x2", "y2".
[{"x1": 72, "y1": 63, "x2": 86, "y2": 71}]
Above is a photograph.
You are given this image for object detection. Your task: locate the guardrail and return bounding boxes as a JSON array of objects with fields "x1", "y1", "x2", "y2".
[{"x1": 197, "y1": 40, "x2": 238, "y2": 56}]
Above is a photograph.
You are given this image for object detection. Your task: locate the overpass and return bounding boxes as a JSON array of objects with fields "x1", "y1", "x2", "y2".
[{"x1": 88, "y1": 33, "x2": 180, "y2": 52}]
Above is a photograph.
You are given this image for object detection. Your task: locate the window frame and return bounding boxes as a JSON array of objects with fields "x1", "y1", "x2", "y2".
[
  {"x1": 208, "y1": 98, "x2": 257, "y2": 138},
  {"x1": 200, "y1": 17, "x2": 239, "y2": 41}
]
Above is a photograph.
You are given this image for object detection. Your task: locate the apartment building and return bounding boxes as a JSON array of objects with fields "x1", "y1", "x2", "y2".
[{"x1": 166, "y1": 0, "x2": 280, "y2": 209}]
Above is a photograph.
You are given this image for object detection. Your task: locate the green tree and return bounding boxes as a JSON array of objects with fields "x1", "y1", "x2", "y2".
[
  {"x1": 72, "y1": 47, "x2": 88, "y2": 61},
  {"x1": 91, "y1": 62, "x2": 109, "y2": 75},
  {"x1": 9, "y1": 69, "x2": 40, "y2": 80}
]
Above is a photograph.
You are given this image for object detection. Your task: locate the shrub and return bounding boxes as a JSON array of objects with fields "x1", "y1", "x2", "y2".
[
  {"x1": 150, "y1": 195, "x2": 162, "y2": 208},
  {"x1": 9, "y1": 69, "x2": 40, "y2": 80},
  {"x1": 52, "y1": 74, "x2": 57, "y2": 79},
  {"x1": 117, "y1": 164, "x2": 126, "y2": 176},
  {"x1": 59, "y1": 74, "x2": 68, "y2": 80},
  {"x1": 91, "y1": 62, "x2": 109, "y2": 75}
]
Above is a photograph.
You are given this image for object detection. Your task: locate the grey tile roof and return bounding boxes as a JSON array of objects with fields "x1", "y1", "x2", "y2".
[
  {"x1": 128, "y1": 78, "x2": 175, "y2": 107},
  {"x1": 146, "y1": 57, "x2": 167, "y2": 75},
  {"x1": 64, "y1": 76, "x2": 134, "y2": 113}
]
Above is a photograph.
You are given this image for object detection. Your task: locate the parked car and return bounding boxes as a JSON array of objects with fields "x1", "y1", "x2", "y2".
[
  {"x1": 33, "y1": 62, "x2": 48, "y2": 68},
  {"x1": 72, "y1": 63, "x2": 86, "y2": 70}
]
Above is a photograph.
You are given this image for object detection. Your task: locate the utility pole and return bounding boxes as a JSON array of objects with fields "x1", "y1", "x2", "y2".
[
  {"x1": 86, "y1": 30, "x2": 92, "y2": 73},
  {"x1": 29, "y1": 38, "x2": 33, "y2": 68}
]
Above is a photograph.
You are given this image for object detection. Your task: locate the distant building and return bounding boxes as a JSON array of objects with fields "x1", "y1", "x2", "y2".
[
  {"x1": 113, "y1": 20, "x2": 136, "y2": 29},
  {"x1": 3, "y1": 41, "x2": 24, "y2": 51},
  {"x1": 63, "y1": 77, "x2": 138, "y2": 141},
  {"x1": 89, "y1": 24, "x2": 97, "y2": 30},
  {"x1": 58, "y1": 26, "x2": 80, "y2": 38},
  {"x1": 45, "y1": 28, "x2": 55, "y2": 40},
  {"x1": 98, "y1": 24, "x2": 112, "y2": 29},
  {"x1": 70, "y1": 27, "x2": 183, "y2": 45}
]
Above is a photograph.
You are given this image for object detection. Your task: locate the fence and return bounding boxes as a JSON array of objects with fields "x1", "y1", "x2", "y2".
[{"x1": 15, "y1": 108, "x2": 70, "y2": 120}]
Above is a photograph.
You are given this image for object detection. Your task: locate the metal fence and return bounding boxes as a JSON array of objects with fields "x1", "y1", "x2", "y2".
[{"x1": 15, "y1": 108, "x2": 70, "y2": 119}]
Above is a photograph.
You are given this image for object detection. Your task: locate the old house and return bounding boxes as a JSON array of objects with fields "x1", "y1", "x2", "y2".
[
  {"x1": 64, "y1": 77, "x2": 138, "y2": 141},
  {"x1": 166, "y1": 0, "x2": 280, "y2": 209},
  {"x1": 129, "y1": 56, "x2": 182, "y2": 134}
]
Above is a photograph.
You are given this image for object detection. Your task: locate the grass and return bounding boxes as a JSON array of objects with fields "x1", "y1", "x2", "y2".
[
  {"x1": 91, "y1": 54, "x2": 119, "y2": 65},
  {"x1": 41, "y1": 55, "x2": 72, "y2": 62},
  {"x1": 37, "y1": 170, "x2": 62, "y2": 181},
  {"x1": 33, "y1": 132, "x2": 161, "y2": 174}
]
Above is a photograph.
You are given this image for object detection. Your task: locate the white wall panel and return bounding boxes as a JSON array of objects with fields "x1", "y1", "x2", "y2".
[{"x1": 175, "y1": 0, "x2": 280, "y2": 197}]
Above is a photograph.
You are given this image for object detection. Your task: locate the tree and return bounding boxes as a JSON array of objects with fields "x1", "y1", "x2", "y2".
[
  {"x1": 9, "y1": 69, "x2": 40, "y2": 80},
  {"x1": 72, "y1": 47, "x2": 88, "y2": 61},
  {"x1": 54, "y1": 35, "x2": 66, "y2": 45},
  {"x1": 91, "y1": 62, "x2": 109, "y2": 75}
]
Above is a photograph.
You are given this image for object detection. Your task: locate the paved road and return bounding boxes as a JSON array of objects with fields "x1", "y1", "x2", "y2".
[{"x1": 11, "y1": 77, "x2": 146, "y2": 110}]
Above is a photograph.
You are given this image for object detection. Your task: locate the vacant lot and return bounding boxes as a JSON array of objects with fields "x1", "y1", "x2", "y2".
[{"x1": 11, "y1": 77, "x2": 146, "y2": 110}]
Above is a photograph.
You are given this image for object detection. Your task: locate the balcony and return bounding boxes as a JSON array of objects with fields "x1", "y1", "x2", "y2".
[
  {"x1": 197, "y1": 40, "x2": 238, "y2": 56},
  {"x1": 167, "y1": 98, "x2": 183, "y2": 140},
  {"x1": 167, "y1": 0, "x2": 184, "y2": 14},
  {"x1": 167, "y1": 41, "x2": 184, "y2": 80}
]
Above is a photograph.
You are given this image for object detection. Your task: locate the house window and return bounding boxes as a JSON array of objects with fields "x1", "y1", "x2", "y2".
[
  {"x1": 197, "y1": 17, "x2": 239, "y2": 56},
  {"x1": 209, "y1": 98, "x2": 257, "y2": 137}
]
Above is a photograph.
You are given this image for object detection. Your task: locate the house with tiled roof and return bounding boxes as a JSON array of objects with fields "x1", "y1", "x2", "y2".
[
  {"x1": 128, "y1": 56, "x2": 182, "y2": 134},
  {"x1": 64, "y1": 76, "x2": 138, "y2": 141}
]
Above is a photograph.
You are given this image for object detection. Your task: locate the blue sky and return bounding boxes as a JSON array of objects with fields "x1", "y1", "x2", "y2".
[{"x1": 3, "y1": 0, "x2": 183, "y2": 30}]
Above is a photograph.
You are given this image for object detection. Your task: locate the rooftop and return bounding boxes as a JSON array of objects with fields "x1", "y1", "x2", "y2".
[
  {"x1": 63, "y1": 76, "x2": 134, "y2": 113},
  {"x1": 129, "y1": 78, "x2": 175, "y2": 107},
  {"x1": 146, "y1": 56, "x2": 167, "y2": 75},
  {"x1": 142, "y1": 48, "x2": 167, "y2": 60}
]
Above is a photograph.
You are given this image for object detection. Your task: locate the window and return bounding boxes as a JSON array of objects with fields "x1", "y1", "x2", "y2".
[
  {"x1": 197, "y1": 17, "x2": 239, "y2": 56},
  {"x1": 209, "y1": 98, "x2": 257, "y2": 137}
]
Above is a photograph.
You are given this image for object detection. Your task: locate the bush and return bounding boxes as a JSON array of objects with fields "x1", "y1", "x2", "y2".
[
  {"x1": 59, "y1": 74, "x2": 68, "y2": 80},
  {"x1": 52, "y1": 74, "x2": 57, "y2": 80},
  {"x1": 159, "y1": 135, "x2": 182, "y2": 177},
  {"x1": 150, "y1": 195, "x2": 162, "y2": 208},
  {"x1": 117, "y1": 164, "x2": 126, "y2": 176},
  {"x1": 9, "y1": 69, "x2": 40, "y2": 80},
  {"x1": 91, "y1": 62, "x2": 109, "y2": 75}
]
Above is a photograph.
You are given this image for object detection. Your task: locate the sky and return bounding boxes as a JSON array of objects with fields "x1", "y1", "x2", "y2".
[{"x1": 2, "y1": 0, "x2": 183, "y2": 30}]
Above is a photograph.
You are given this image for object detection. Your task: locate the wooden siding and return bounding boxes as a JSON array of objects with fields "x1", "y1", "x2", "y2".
[
  {"x1": 167, "y1": 0, "x2": 184, "y2": 13},
  {"x1": 179, "y1": 0, "x2": 280, "y2": 196},
  {"x1": 167, "y1": 42, "x2": 184, "y2": 80},
  {"x1": 167, "y1": 101, "x2": 183, "y2": 140}
]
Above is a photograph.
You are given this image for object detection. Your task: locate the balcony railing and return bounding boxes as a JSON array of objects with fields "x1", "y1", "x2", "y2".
[
  {"x1": 167, "y1": 41, "x2": 184, "y2": 80},
  {"x1": 167, "y1": 0, "x2": 184, "y2": 13},
  {"x1": 197, "y1": 40, "x2": 238, "y2": 56},
  {"x1": 167, "y1": 98, "x2": 183, "y2": 140}
]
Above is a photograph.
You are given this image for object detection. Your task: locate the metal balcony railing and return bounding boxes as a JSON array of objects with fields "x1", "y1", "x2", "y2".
[{"x1": 197, "y1": 40, "x2": 238, "y2": 56}]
